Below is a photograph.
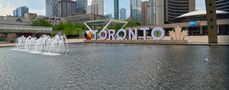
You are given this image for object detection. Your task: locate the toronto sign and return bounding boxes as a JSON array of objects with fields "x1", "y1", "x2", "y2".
[{"x1": 84, "y1": 27, "x2": 166, "y2": 40}]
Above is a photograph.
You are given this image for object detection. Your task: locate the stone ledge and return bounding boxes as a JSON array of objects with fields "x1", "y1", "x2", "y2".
[{"x1": 85, "y1": 40, "x2": 188, "y2": 45}]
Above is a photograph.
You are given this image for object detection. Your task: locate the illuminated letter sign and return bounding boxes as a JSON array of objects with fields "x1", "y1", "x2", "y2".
[
  {"x1": 98, "y1": 30, "x2": 108, "y2": 40},
  {"x1": 128, "y1": 29, "x2": 138, "y2": 40},
  {"x1": 116, "y1": 29, "x2": 127, "y2": 40},
  {"x1": 84, "y1": 27, "x2": 165, "y2": 40},
  {"x1": 151, "y1": 27, "x2": 165, "y2": 40}
]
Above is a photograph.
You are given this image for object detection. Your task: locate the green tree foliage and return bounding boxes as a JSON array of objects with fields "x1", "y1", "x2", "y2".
[
  {"x1": 108, "y1": 23, "x2": 123, "y2": 31},
  {"x1": 53, "y1": 22, "x2": 87, "y2": 38},
  {"x1": 125, "y1": 21, "x2": 141, "y2": 28},
  {"x1": 31, "y1": 18, "x2": 52, "y2": 27},
  {"x1": 31, "y1": 19, "x2": 87, "y2": 38}
]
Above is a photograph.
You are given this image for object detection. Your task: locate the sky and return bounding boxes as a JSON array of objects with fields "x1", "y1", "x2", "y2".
[{"x1": 0, "y1": 0, "x2": 206, "y2": 16}]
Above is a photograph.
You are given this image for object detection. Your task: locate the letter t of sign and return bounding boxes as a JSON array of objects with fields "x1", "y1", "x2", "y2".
[{"x1": 140, "y1": 28, "x2": 149, "y2": 40}]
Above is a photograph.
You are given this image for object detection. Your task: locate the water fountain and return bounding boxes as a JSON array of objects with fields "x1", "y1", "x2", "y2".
[{"x1": 13, "y1": 34, "x2": 68, "y2": 56}]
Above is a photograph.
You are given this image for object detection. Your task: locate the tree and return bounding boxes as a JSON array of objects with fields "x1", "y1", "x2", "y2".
[
  {"x1": 31, "y1": 18, "x2": 52, "y2": 27},
  {"x1": 108, "y1": 23, "x2": 123, "y2": 31},
  {"x1": 52, "y1": 22, "x2": 87, "y2": 38},
  {"x1": 125, "y1": 21, "x2": 141, "y2": 28}
]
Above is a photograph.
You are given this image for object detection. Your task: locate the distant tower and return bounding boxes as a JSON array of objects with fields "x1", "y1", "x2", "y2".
[
  {"x1": 75, "y1": 0, "x2": 87, "y2": 14},
  {"x1": 149, "y1": 0, "x2": 195, "y2": 25},
  {"x1": 142, "y1": 1, "x2": 151, "y2": 25},
  {"x1": 87, "y1": 0, "x2": 104, "y2": 15},
  {"x1": 13, "y1": 6, "x2": 29, "y2": 17},
  {"x1": 120, "y1": 8, "x2": 126, "y2": 20},
  {"x1": 114, "y1": 0, "x2": 119, "y2": 19},
  {"x1": 130, "y1": 0, "x2": 142, "y2": 23},
  {"x1": 57, "y1": 0, "x2": 76, "y2": 17},
  {"x1": 46, "y1": 0, "x2": 59, "y2": 17},
  {"x1": 165, "y1": 0, "x2": 195, "y2": 23}
]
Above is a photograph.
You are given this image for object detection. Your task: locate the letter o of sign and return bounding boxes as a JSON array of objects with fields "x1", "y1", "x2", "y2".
[
  {"x1": 151, "y1": 27, "x2": 165, "y2": 40},
  {"x1": 116, "y1": 29, "x2": 127, "y2": 40},
  {"x1": 99, "y1": 30, "x2": 108, "y2": 40}
]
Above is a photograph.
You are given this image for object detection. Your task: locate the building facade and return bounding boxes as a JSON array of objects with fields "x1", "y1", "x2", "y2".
[
  {"x1": 149, "y1": 0, "x2": 155, "y2": 25},
  {"x1": 13, "y1": 6, "x2": 29, "y2": 17},
  {"x1": 165, "y1": 0, "x2": 195, "y2": 23},
  {"x1": 142, "y1": 1, "x2": 151, "y2": 26},
  {"x1": 130, "y1": 0, "x2": 142, "y2": 23},
  {"x1": 46, "y1": 0, "x2": 60, "y2": 17},
  {"x1": 64, "y1": 14, "x2": 107, "y2": 23},
  {"x1": 114, "y1": 0, "x2": 119, "y2": 19},
  {"x1": 120, "y1": 8, "x2": 127, "y2": 20},
  {"x1": 149, "y1": 0, "x2": 165, "y2": 25},
  {"x1": 149, "y1": 0, "x2": 195, "y2": 25},
  {"x1": 87, "y1": 0, "x2": 104, "y2": 15},
  {"x1": 216, "y1": 0, "x2": 229, "y2": 12},
  {"x1": 75, "y1": 0, "x2": 87, "y2": 14},
  {"x1": 57, "y1": 0, "x2": 76, "y2": 17}
]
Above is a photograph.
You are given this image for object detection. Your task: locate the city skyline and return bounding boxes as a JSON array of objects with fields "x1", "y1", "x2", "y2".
[{"x1": 0, "y1": 0, "x2": 206, "y2": 16}]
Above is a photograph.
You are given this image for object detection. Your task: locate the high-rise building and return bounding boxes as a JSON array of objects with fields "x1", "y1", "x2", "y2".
[
  {"x1": 87, "y1": 0, "x2": 104, "y2": 15},
  {"x1": 46, "y1": 0, "x2": 60, "y2": 17},
  {"x1": 57, "y1": 0, "x2": 76, "y2": 17},
  {"x1": 149, "y1": 0, "x2": 195, "y2": 25},
  {"x1": 114, "y1": 0, "x2": 119, "y2": 19},
  {"x1": 149, "y1": 0, "x2": 156, "y2": 25},
  {"x1": 13, "y1": 6, "x2": 29, "y2": 17},
  {"x1": 75, "y1": 0, "x2": 87, "y2": 14},
  {"x1": 142, "y1": 1, "x2": 151, "y2": 25},
  {"x1": 216, "y1": 0, "x2": 229, "y2": 12},
  {"x1": 130, "y1": 0, "x2": 142, "y2": 23},
  {"x1": 120, "y1": 8, "x2": 126, "y2": 20},
  {"x1": 165, "y1": 0, "x2": 195, "y2": 23}
]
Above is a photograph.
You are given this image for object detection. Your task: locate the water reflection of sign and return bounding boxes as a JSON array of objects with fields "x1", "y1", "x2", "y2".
[
  {"x1": 189, "y1": 21, "x2": 199, "y2": 27},
  {"x1": 84, "y1": 27, "x2": 165, "y2": 40}
]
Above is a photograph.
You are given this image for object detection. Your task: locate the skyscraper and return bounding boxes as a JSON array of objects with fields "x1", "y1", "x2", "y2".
[
  {"x1": 57, "y1": 0, "x2": 76, "y2": 17},
  {"x1": 216, "y1": 0, "x2": 229, "y2": 12},
  {"x1": 149, "y1": 0, "x2": 195, "y2": 25},
  {"x1": 46, "y1": 0, "x2": 60, "y2": 17},
  {"x1": 75, "y1": 0, "x2": 87, "y2": 14},
  {"x1": 114, "y1": 0, "x2": 119, "y2": 19},
  {"x1": 87, "y1": 0, "x2": 104, "y2": 15},
  {"x1": 120, "y1": 8, "x2": 126, "y2": 20},
  {"x1": 149, "y1": 0, "x2": 156, "y2": 25},
  {"x1": 142, "y1": 1, "x2": 151, "y2": 25},
  {"x1": 13, "y1": 6, "x2": 29, "y2": 17},
  {"x1": 130, "y1": 0, "x2": 142, "y2": 23},
  {"x1": 165, "y1": 0, "x2": 195, "y2": 23}
]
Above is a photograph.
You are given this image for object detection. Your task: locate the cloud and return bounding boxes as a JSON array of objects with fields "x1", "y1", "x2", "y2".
[
  {"x1": 0, "y1": 0, "x2": 15, "y2": 16},
  {"x1": 0, "y1": 0, "x2": 45, "y2": 16}
]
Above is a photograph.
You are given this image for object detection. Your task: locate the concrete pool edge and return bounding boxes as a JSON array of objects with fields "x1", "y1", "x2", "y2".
[
  {"x1": 84, "y1": 40, "x2": 229, "y2": 46},
  {"x1": 1, "y1": 40, "x2": 229, "y2": 47}
]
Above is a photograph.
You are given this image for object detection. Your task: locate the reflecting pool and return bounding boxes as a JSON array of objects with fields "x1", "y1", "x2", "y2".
[{"x1": 0, "y1": 44, "x2": 228, "y2": 90}]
